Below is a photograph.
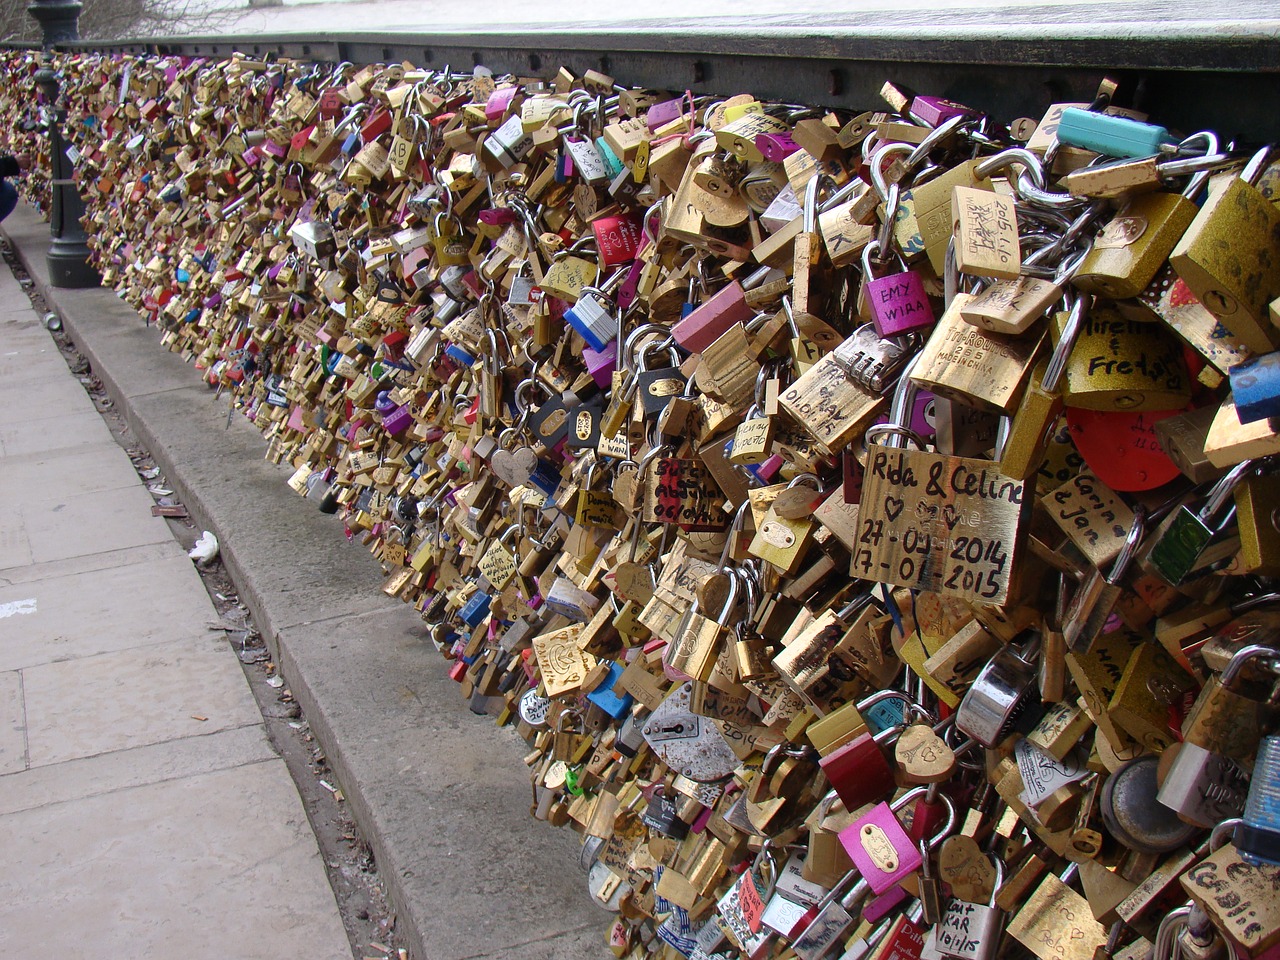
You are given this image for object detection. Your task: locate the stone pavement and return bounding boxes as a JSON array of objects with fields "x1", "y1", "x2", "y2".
[
  {"x1": 0, "y1": 259, "x2": 353, "y2": 957},
  {"x1": 2, "y1": 205, "x2": 604, "y2": 960}
]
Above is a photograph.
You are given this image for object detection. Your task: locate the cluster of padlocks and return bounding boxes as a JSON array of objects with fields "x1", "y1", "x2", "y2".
[{"x1": 4, "y1": 47, "x2": 1280, "y2": 960}]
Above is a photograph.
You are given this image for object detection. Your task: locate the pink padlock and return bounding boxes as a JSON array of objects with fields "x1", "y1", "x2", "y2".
[
  {"x1": 908, "y1": 95, "x2": 975, "y2": 128},
  {"x1": 672, "y1": 280, "x2": 753, "y2": 355},
  {"x1": 862, "y1": 240, "x2": 935, "y2": 339},
  {"x1": 755, "y1": 131, "x2": 801, "y2": 163},
  {"x1": 838, "y1": 787, "x2": 954, "y2": 895}
]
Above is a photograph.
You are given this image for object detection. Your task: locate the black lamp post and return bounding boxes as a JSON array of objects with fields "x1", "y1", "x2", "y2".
[{"x1": 28, "y1": 0, "x2": 100, "y2": 288}]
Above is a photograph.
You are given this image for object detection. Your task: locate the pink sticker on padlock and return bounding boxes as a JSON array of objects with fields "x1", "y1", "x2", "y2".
[
  {"x1": 838, "y1": 801, "x2": 921, "y2": 894},
  {"x1": 866, "y1": 269, "x2": 934, "y2": 339}
]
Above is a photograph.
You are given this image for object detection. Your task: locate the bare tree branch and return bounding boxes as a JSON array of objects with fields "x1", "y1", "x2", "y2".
[{"x1": 0, "y1": 0, "x2": 240, "y2": 43}]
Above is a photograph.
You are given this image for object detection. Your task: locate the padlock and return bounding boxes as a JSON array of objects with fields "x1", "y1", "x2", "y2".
[
  {"x1": 1061, "y1": 507, "x2": 1146, "y2": 654},
  {"x1": 1179, "y1": 643, "x2": 1280, "y2": 769},
  {"x1": 1147, "y1": 461, "x2": 1252, "y2": 586},
  {"x1": 1073, "y1": 133, "x2": 1220, "y2": 300},
  {"x1": 839, "y1": 785, "x2": 956, "y2": 895},
  {"x1": 1055, "y1": 302, "x2": 1191, "y2": 412},
  {"x1": 928, "y1": 857, "x2": 1006, "y2": 960},
  {"x1": 1055, "y1": 107, "x2": 1174, "y2": 159},
  {"x1": 564, "y1": 268, "x2": 625, "y2": 353},
  {"x1": 664, "y1": 571, "x2": 738, "y2": 684},
  {"x1": 954, "y1": 641, "x2": 1041, "y2": 748},
  {"x1": 1235, "y1": 733, "x2": 1280, "y2": 866},
  {"x1": 1170, "y1": 146, "x2": 1280, "y2": 351},
  {"x1": 831, "y1": 321, "x2": 916, "y2": 394},
  {"x1": 1100, "y1": 754, "x2": 1199, "y2": 854},
  {"x1": 1228, "y1": 350, "x2": 1280, "y2": 425},
  {"x1": 815, "y1": 690, "x2": 914, "y2": 810},
  {"x1": 862, "y1": 239, "x2": 935, "y2": 338},
  {"x1": 1156, "y1": 741, "x2": 1252, "y2": 828}
]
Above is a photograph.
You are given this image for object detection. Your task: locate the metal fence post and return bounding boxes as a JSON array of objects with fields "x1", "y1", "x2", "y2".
[{"x1": 28, "y1": 0, "x2": 100, "y2": 288}]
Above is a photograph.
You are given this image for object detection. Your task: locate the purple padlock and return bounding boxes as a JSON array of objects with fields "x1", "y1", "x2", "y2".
[
  {"x1": 908, "y1": 95, "x2": 976, "y2": 128},
  {"x1": 646, "y1": 97, "x2": 686, "y2": 132},
  {"x1": 582, "y1": 340, "x2": 617, "y2": 389},
  {"x1": 755, "y1": 131, "x2": 801, "y2": 163},
  {"x1": 382, "y1": 405, "x2": 412, "y2": 435},
  {"x1": 863, "y1": 240, "x2": 935, "y2": 338}
]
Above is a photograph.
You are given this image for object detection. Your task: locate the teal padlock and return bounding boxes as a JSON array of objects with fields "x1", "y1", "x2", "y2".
[{"x1": 1056, "y1": 107, "x2": 1173, "y2": 159}]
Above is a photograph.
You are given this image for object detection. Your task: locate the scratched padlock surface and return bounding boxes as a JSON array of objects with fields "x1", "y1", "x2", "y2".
[{"x1": 7, "y1": 48, "x2": 1280, "y2": 959}]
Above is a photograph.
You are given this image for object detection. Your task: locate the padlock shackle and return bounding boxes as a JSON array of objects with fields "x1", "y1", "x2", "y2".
[
  {"x1": 1220, "y1": 642, "x2": 1280, "y2": 687},
  {"x1": 1042, "y1": 290, "x2": 1088, "y2": 393},
  {"x1": 1199, "y1": 459, "x2": 1255, "y2": 523},
  {"x1": 905, "y1": 113, "x2": 969, "y2": 171},
  {"x1": 974, "y1": 147, "x2": 1046, "y2": 190},
  {"x1": 1105, "y1": 504, "x2": 1147, "y2": 582}
]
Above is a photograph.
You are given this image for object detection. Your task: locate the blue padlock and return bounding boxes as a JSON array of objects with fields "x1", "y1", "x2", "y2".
[
  {"x1": 1228, "y1": 351, "x2": 1280, "y2": 424},
  {"x1": 595, "y1": 137, "x2": 624, "y2": 180},
  {"x1": 1056, "y1": 107, "x2": 1173, "y2": 159},
  {"x1": 460, "y1": 590, "x2": 491, "y2": 627},
  {"x1": 585, "y1": 661, "x2": 633, "y2": 719},
  {"x1": 444, "y1": 344, "x2": 476, "y2": 366},
  {"x1": 1236, "y1": 733, "x2": 1280, "y2": 866}
]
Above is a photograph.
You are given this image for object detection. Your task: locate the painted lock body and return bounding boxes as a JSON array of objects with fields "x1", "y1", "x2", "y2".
[
  {"x1": 1170, "y1": 147, "x2": 1280, "y2": 350},
  {"x1": 1228, "y1": 350, "x2": 1280, "y2": 425},
  {"x1": 1056, "y1": 107, "x2": 1172, "y2": 158},
  {"x1": 1056, "y1": 305, "x2": 1190, "y2": 412},
  {"x1": 1236, "y1": 734, "x2": 1280, "y2": 866},
  {"x1": 862, "y1": 241, "x2": 935, "y2": 338}
]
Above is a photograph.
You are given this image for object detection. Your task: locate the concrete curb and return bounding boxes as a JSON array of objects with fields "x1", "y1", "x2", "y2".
[{"x1": 3, "y1": 205, "x2": 605, "y2": 960}]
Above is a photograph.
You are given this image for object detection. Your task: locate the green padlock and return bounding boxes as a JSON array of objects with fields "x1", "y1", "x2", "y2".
[{"x1": 1147, "y1": 461, "x2": 1253, "y2": 585}]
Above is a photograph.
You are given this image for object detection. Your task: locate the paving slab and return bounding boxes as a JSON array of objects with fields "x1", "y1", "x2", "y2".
[
  {"x1": 21, "y1": 631, "x2": 264, "y2": 767},
  {"x1": 0, "y1": 723, "x2": 278, "y2": 817},
  {"x1": 0, "y1": 440, "x2": 143, "y2": 503},
  {"x1": 0, "y1": 408, "x2": 116, "y2": 459},
  {"x1": 0, "y1": 504, "x2": 33, "y2": 570},
  {"x1": 3, "y1": 205, "x2": 608, "y2": 958},
  {"x1": 18, "y1": 483, "x2": 173, "y2": 567},
  {"x1": 0, "y1": 759, "x2": 352, "y2": 960},
  {"x1": 0, "y1": 371, "x2": 98, "y2": 424},
  {"x1": 0, "y1": 550, "x2": 220, "y2": 671},
  {"x1": 0, "y1": 669, "x2": 25, "y2": 775},
  {"x1": 0, "y1": 541, "x2": 180, "y2": 588}
]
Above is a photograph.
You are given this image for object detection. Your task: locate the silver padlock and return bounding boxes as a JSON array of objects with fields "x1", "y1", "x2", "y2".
[
  {"x1": 1156, "y1": 741, "x2": 1251, "y2": 828},
  {"x1": 928, "y1": 857, "x2": 1006, "y2": 960}
]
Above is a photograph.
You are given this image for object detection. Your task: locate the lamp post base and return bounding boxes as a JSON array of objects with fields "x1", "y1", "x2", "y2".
[{"x1": 47, "y1": 236, "x2": 100, "y2": 288}]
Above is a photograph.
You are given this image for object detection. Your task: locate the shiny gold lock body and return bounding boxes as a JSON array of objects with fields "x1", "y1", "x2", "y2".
[
  {"x1": 1056, "y1": 305, "x2": 1190, "y2": 411},
  {"x1": 1170, "y1": 148, "x2": 1280, "y2": 352},
  {"x1": 1074, "y1": 191, "x2": 1199, "y2": 300}
]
